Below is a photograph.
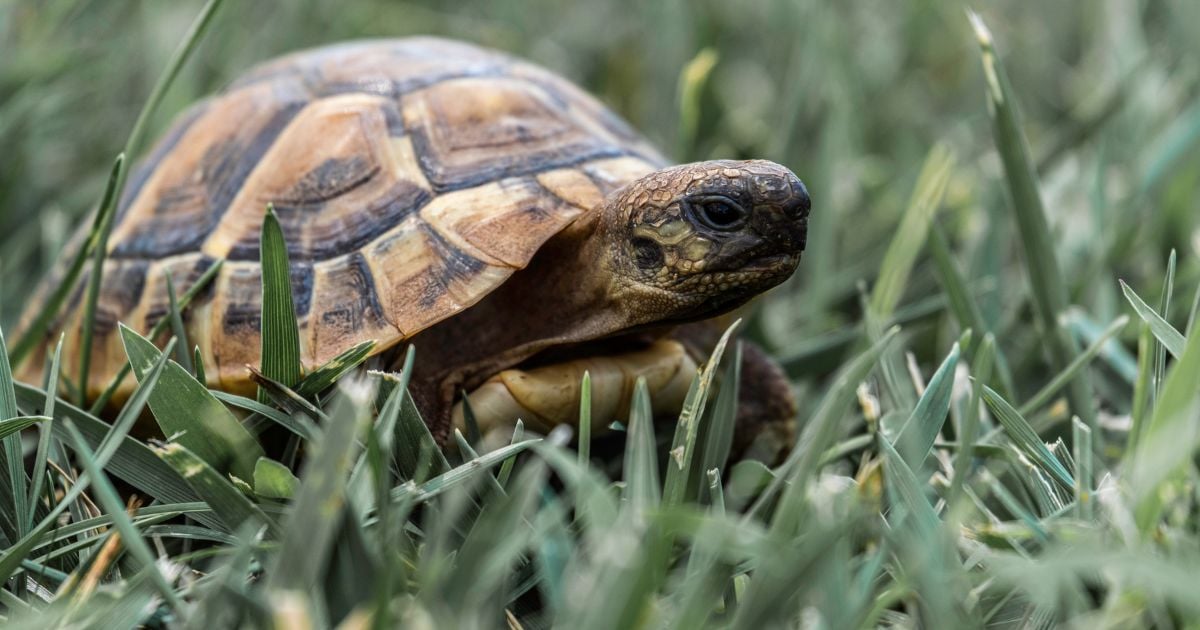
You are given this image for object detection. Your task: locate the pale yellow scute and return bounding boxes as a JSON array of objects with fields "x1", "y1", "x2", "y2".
[
  {"x1": 308, "y1": 254, "x2": 403, "y2": 365},
  {"x1": 536, "y1": 168, "x2": 605, "y2": 211},
  {"x1": 582, "y1": 156, "x2": 660, "y2": 195},
  {"x1": 419, "y1": 177, "x2": 582, "y2": 269},
  {"x1": 386, "y1": 135, "x2": 432, "y2": 191},
  {"x1": 364, "y1": 217, "x2": 512, "y2": 338}
]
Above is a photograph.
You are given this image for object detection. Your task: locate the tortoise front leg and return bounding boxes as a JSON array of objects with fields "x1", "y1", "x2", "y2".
[
  {"x1": 447, "y1": 322, "x2": 796, "y2": 465},
  {"x1": 451, "y1": 340, "x2": 697, "y2": 441}
]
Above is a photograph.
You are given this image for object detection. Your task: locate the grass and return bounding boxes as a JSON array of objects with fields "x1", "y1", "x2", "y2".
[{"x1": 2, "y1": 0, "x2": 1200, "y2": 627}]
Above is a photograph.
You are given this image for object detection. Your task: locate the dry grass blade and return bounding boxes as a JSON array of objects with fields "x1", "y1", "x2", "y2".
[{"x1": 62, "y1": 422, "x2": 184, "y2": 614}]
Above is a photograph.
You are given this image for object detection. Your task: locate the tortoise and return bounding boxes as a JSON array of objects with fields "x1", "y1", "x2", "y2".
[{"x1": 18, "y1": 37, "x2": 810, "y2": 453}]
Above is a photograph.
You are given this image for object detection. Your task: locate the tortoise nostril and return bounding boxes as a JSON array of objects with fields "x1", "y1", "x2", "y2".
[{"x1": 788, "y1": 179, "x2": 811, "y2": 220}]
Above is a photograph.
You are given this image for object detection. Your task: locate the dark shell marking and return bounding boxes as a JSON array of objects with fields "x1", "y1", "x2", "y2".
[{"x1": 20, "y1": 37, "x2": 666, "y2": 397}]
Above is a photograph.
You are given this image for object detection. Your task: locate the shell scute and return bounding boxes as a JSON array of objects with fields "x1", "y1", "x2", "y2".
[
  {"x1": 21, "y1": 37, "x2": 666, "y2": 397},
  {"x1": 403, "y1": 76, "x2": 627, "y2": 191}
]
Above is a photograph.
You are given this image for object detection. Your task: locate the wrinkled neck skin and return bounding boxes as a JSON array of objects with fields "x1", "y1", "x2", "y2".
[{"x1": 397, "y1": 212, "x2": 641, "y2": 437}]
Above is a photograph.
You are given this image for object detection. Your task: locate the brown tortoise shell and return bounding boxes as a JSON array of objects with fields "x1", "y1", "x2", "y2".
[{"x1": 19, "y1": 37, "x2": 669, "y2": 399}]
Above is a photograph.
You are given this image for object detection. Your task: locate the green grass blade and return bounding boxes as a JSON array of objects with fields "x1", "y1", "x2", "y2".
[
  {"x1": 120, "y1": 323, "x2": 264, "y2": 482},
  {"x1": 878, "y1": 435, "x2": 940, "y2": 536},
  {"x1": 929, "y1": 223, "x2": 1016, "y2": 397},
  {"x1": 1064, "y1": 309, "x2": 1138, "y2": 383},
  {"x1": 77, "y1": 0, "x2": 227, "y2": 408},
  {"x1": 1187, "y1": 284, "x2": 1200, "y2": 339},
  {"x1": 258, "y1": 206, "x2": 302, "y2": 404},
  {"x1": 211, "y1": 390, "x2": 316, "y2": 441},
  {"x1": 1072, "y1": 418, "x2": 1093, "y2": 520},
  {"x1": 891, "y1": 342, "x2": 959, "y2": 469},
  {"x1": 76, "y1": 155, "x2": 127, "y2": 407},
  {"x1": 9, "y1": 155, "x2": 121, "y2": 369},
  {"x1": 26, "y1": 336, "x2": 62, "y2": 531},
  {"x1": 696, "y1": 341, "x2": 741, "y2": 495},
  {"x1": 664, "y1": 319, "x2": 737, "y2": 508},
  {"x1": 676, "y1": 48, "x2": 718, "y2": 158},
  {"x1": 62, "y1": 421, "x2": 184, "y2": 613},
  {"x1": 0, "y1": 386, "x2": 150, "y2": 586},
  {"x1": 496, "y1": 419, "x2": 524, "y2": 488},
  {"x1": 12, "y1": 389, "x2": 218, "y2": 532},
  {"x1": 1018, "y1": 315, "x2": 1129, "y2": 416},
  {"x1": 1130, "y1": 316, "x2": 1200, "y2": 532},
  {"x1": 1154, "y1": 251, "x2": 1177, "y2": 404},
  {"x1": 0, "y1": 417, "x2": 48, "y2": 441},
  {"x1": 868, "y1": 143, "x2": 955, "y2": 321},
  {"x1": 0, "y1": 326, "x2": 28, "y2": 541},
  {"x1": 453, "y1": 429, "x2": 507, "y2": 498},
  {"x1": 623, "y1": 377, "x2": 660, "y2": 515},
  {"x1": 249, "y1": 367, "x2": 326, "y2": 421},
  {"x1": 981, "y1": 386, "x2": 1074, "y2": 488},
  {"x1": 751, "y1": 327, "x2": 899, "y2": 527},
  {"x1": 266, "y1": 381, "x2": 372, "y2": 593},
  {"x1": 578, "y1": 370, "x2": 592, "y2": 467},
  {"x1": 90, "y1": 258, "x2": 223, "y2": 414},
  {"x1": 390, "y1": 394, "x2": 451, "y2": 484},
  {"x1": 194, "y1": 346, "x2": 207, "y2": 386},
  {"x1": 528, "y1": 442, "x2": 618, "y2": 549},
  {"x1": 1129, "y1": 322, "x2": 1154, "y2": 454},
  {"x1": 156, "y1": 443, "x2": 276, "y2": 536},
  {"x1": 390, "y1": 438, "x2": 542, "y2": 506},
  {"x1": 1120, "y1": 279, "x2": 1185, "y2": 359},
  {"x1": 948, "y1": 334, "x2": 994, "y2": 511},
  {"x1": 970, "y1": 11, "x2": 1096, "y2": 431},
  {"x1": 458, "y1": 393, "x2": 482, "y2": 448},
  {"x1": 164, "y1": 273, "x2": 193, "y2": 375}
]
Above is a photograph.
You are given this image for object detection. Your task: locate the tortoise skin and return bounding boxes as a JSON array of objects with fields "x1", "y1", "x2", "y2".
[{"x1": 18, "y1": 38, "x2": 668, "y2": 399}]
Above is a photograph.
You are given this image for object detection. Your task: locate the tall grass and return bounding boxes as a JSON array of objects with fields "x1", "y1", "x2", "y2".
[{"x1": 1, "y1": 1, "x2": 1200, "y2": 628}]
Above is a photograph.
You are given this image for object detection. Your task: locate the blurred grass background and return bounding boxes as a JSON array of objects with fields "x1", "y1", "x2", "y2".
[
  {"x1": 3, "y1": 1, "x2": 1200, "y2": 627},
  {"x1": 3, "y1": 0, "x2": 1198, "y2": 395}
]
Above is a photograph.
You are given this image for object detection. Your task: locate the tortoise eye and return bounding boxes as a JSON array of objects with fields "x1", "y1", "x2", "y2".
[{"x1": 691, "y1": 196, "x2": 747, "y2": 231}]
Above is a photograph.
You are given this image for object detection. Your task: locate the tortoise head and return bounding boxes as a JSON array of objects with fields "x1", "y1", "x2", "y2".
[{"x1": 599, "y1": 159, "x2": 810, "y2": 323}]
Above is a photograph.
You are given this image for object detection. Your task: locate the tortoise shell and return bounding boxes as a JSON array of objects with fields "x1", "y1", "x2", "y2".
[{"x1": 20, "y1": 37, "x2": 668, "y2": 398}]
